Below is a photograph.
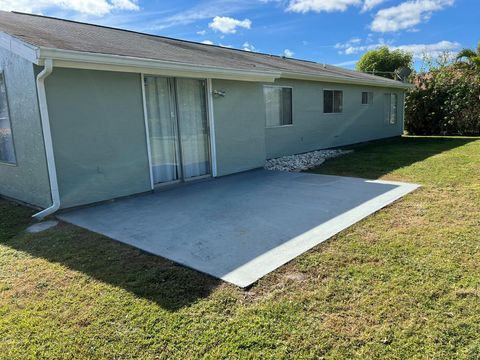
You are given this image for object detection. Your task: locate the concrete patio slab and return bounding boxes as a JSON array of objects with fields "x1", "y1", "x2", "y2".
[{"x1": 58, "y1": 170, "x2": 419, "y2": 287}]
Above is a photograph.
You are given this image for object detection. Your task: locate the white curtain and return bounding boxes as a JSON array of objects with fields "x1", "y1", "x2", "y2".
[
  {"x1": 264, "y1": 86, "x2": 292, "y2": 126},
  {"x1": 175, "y1": 78, "x2": 210, "y2": 179},
  {"x1": 144, "y1": 76, "x2": 180, "y2": 183},
  {"x1": 264, "y1": 86, "x2": 281, "y2": 127}
]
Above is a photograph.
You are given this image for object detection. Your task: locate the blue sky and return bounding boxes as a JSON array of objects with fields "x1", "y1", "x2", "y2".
[{"x1": 1, "y1": 0, "x2": 477, "y2": 69}]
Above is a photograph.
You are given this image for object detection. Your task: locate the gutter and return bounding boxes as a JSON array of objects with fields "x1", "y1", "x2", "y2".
[
  {"x1": 280, "y1": 71, "x2": 414, "y2": 90},
  {"x1": 37, "y1": 47, "x2": 281, "y2": 82},
  {"x1": 33, "y1": 59, "x2": 60, "y2": 220},
  {"x1": 37, "y1": 48, "x2": 413, "y2": 89}
]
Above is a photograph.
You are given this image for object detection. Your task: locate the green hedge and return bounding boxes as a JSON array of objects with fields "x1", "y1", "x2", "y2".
[{"x1": 405, "y1": 67, "x2": 480, "y2": 136}]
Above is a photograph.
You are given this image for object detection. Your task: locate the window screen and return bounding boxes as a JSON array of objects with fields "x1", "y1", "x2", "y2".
[
  {"x1": 324, "y1": 90, "x2": 343, "y2": 113},
  {"x1": 0, "y1": 72, "x2": 16, "y2": 164},
  {"x1": 264, "y1": 86, "x2": 292, "y2": 127}
]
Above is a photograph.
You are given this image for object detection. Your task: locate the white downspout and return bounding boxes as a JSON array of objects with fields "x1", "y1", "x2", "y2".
[{"x1": 33, "y1": 59, "x2": 60, "y2": 220}]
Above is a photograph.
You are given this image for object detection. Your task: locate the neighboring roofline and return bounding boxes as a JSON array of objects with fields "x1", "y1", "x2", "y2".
[{"x1": 0, "y1": 28, "x2": 413, "y2": 89}]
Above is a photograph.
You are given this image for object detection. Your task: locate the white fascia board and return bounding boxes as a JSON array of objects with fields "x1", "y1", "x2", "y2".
[
  {"x1": 37, "y1": 47, "x2": 280, "y2": 82},
  {"x1": 0, "y1": 32, "x2": 39, "y2": 64},
  {"x1": 33, "y1": 46, "x2": 412, "y2": 88},
  {"x1": 281, "y1": 71, "x2": 414, "y2": 89}
]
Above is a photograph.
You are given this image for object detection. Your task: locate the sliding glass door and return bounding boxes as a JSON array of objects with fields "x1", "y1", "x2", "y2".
[{"x1": 144, "y1": 76, "x2": 210, "y2": 185}]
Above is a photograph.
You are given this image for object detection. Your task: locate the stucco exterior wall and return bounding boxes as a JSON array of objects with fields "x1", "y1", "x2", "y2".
[
  {"x1": 264, "y1": 78, "x2": 405, "y2": 159},
  {"x1": 211, "y1": 79, "x2": 267, "y2": 176},
  {"x1": 45, "y1": 68, "x2": 151, "y2": 208},
  {"x1": 0, "y1": 48, "x2": 51, "y2": 208}
]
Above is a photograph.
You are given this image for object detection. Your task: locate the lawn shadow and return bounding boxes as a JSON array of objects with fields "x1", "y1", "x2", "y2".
[
  {"x1": 4, "y1": 210, "x2": 221, "y2": 312},
  {"x1": 311, "y1": 136, "x2": 479, "y2": 179}
]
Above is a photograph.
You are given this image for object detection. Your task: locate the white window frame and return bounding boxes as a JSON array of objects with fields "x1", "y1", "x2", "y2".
[
  {"x1": 323, "y1": 89, "x2": 343, "y2": 114},
  {"x1": 0, "y1": 69, "x2": 17, "y2": 165},
  {"x1": 263, "y1": 85, "x2": 293, "y2": 128},
  {"x1": 361, "y1": 91, "x2": 373, "y2": 105}
]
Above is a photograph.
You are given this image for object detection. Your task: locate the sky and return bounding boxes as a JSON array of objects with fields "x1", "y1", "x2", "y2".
[{"x1": 0, "y1": 0, "x2": 477, "y2": 69}]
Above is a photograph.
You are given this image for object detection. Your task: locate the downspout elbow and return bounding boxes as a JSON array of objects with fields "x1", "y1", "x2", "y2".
[{"x1": 33, "y1": 59, "x2": 60, "y2": 220}]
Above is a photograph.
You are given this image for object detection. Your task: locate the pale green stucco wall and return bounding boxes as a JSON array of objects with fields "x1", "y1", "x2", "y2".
[
  {"x1": 0, "y1": 48, "x2": 51, "y2": 208},
  {"x1": 211, "y1": 79, "x2": 267, "y2": 176},
  {"x1": 45, "y1": 68, "x2": 151, "y2": 208},
  {"x1": 212, "y1": 78, "x2": 405, "y2": 173},
  {"x1": 264, "y1": 78, "x2": 405, "y2": 159}
]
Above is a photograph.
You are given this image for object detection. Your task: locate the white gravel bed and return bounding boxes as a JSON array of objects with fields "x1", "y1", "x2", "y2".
[{"x1": 264, "y1": 149, "x2": 353, "y2": 172}]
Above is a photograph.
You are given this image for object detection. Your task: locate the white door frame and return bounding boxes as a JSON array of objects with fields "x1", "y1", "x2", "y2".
[
  {"x1": 141, "y1": 73, "x2": 155, "y2": 190},
  {"x1": 141, "y1": 74, "x2": 218, "y2": 188},
  {"x1": 206, "y1": 78, "x2": 218, "y2": 177}
]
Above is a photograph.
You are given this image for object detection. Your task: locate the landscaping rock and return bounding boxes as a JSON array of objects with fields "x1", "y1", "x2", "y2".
[{"x1": 264, "y1": 149, "x2": 353, "y2": 172}]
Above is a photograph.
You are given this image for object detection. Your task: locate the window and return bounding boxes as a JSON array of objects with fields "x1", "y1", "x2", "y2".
[
  {"x1": 384, "y1": 93, "x2": 398, "y2": 125},
  {"x1": 323, "y1": 90, "x2": 343, "y2": 113},
  {"x1": 264, "y1": 86, "x2": 292, "y2": 127},
  {"x1": 0, "y1": 72, "x2": 16, "y2": 164},
  {"x1": 361, "y1": 91, "x2": 373, "y2": 105}
]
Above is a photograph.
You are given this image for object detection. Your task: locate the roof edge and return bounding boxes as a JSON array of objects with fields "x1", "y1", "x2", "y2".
[
  {"x1": 0, "y1": 31, "x2": 39, "y2": 63},
  {"x1": 281, "y1": 71, "x2": 413, "y2": 89},
  {"x1": 38, "y1": 47, "x2": 412, "y2": 89},
  {"x1": 38, "y1": 47, "x2": 281, "y2": 82}
]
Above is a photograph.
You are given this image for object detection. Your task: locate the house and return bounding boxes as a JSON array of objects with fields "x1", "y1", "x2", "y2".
[{"x1": 0, "y1": 11, "x2": 411, "y2": 219}]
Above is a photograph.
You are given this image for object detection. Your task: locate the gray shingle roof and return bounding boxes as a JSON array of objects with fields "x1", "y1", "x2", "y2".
[{"x1": 0, "y1": 10, "x2": 408, "y2": 88}]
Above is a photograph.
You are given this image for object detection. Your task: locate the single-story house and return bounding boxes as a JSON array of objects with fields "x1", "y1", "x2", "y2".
[{"x1": 0, "y1": 11, "x2": 411, "y2": 219}]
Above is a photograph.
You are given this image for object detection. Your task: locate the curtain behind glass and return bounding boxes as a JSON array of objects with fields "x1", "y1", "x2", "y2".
[
  {"x1": 0, "y1": 73, "x2": 16, "y2": 164},
  {"x1": 265, "y1": 86, "x2": 281, "y2": 127},
  {"x1": 175, "y1": 78, "x2": 210, "y2": 179},
  {"x1": 144, "y1": 76, "x2": 180, "y2": 183},
  {"x1": 333, "y1": 90, "x2": 343, "y2": 113},
  {"x1": 390, "y1": 94, "x2": 398, "y2": 124},
  {"x1": 265, "y1": 87, "x2": 292, "y2": 127},
  {"x1": 383, "y1": 93, "x2": 398, "y2": 125}
]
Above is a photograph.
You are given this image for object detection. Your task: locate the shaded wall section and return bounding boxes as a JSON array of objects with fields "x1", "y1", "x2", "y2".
[
  {"x1": 0, "y1": 48, "x2": 51, "y2": 208},
  {"x1": 264, "y1": 78, "x2": 405, "y2": 159},
  {"x1": 211, "y1": 79, "x2": 266, "y2": 176},
  {"x1": 45, "y1": 68, "x2": 151, "y2": 208}
]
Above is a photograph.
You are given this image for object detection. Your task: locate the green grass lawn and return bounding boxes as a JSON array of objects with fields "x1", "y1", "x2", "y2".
[{"x1": 1, "y1": 136, "x2": 479, "y2": 359}]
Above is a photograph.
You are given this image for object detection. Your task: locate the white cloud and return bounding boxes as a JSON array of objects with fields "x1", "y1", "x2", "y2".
[
  {"x1": 370, "y1": 0, "x2": 455, "y2": 32},
  {"x1": 361, "y1": 0, "x2": 386, "y2": 12},
  {"x1": 335, "y1": 37, "x2": 388, "y2": 54},
  {"x1": 283, "y1": 49, "x2": 294, "y2": 57},
  {"x1": 287, "y1": 0, "x2": 362, "y2": 13},
  {"x1": 197, "y1": 30, "x2": 207, "y2": 36},
  {"x1": 336, "y1": 38, "x2": 460, "y2": 59},
  {"x1": 201, "y1": 40, "x2": 214, "y2": 45},
  {"x1": 286, "y1": 0, "x2": 385, "y2": 13},
  {"x1": 0, "y1": 0, "x2": 139, "y2": 16},
  {"x1": 243, "y1": 42, "x2": 255, "y2": 51},
  {"x1": 393, "y1": 40, "x2": 460, "y2": 59},
  {"x1": 208, "y1": 16, "x2": 252, "y2": 34}
]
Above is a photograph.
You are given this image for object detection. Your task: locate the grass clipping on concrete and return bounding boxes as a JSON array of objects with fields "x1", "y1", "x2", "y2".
[{"x1": 1, "y1": 136, "x2": 479, "y2": 358}]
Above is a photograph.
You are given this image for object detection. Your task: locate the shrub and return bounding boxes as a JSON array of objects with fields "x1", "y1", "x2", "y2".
[{"x1": 405, "y1": 66, "x2": 480, "y2": 136}]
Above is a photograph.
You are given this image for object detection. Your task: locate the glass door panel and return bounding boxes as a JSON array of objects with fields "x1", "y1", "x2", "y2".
[
  {"x1": 175, "y1": 78, "x2": 210, "y2": 179},
  {"x1": 144, "y1": 76, "x2": 181, "y2": 184}
]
